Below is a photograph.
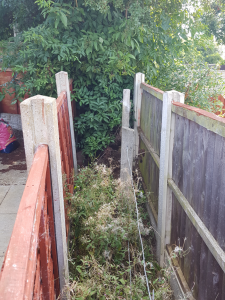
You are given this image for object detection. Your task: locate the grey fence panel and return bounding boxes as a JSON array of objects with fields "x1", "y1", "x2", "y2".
[
  {"x1": 171, "y1": 193, "x2": 225, "y2": 299},
  {"x1": 140, "y1": 90, "x2": 163, "y2": 156},
  {"x1": 172, "y1": 114, "x2": 225, "y2": 247},
  {"x1": 139, "y1": 139, "x2": 159, "y2": 214},
  {"x1": 171, "y1": 113, "x2": 225, "y2": 299}
]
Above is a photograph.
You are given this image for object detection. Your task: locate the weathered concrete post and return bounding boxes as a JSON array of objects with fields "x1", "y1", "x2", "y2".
[
  {"x1": 20, "y1": 96, "x2": 69, "y2": 294},
  {"x1": 133, "y1": 73, "x2": 145, "y2": 159},
  {"x1": 55, "y1": 71, "x2": 78, "y2": 176},
  {"x1": 120, "y1": 89, "x2": 134, "y2": 182},
  {"x1": 157, "y1": 90, "x2": 184, "y2": 267},
  {"x1": 122, "y1": 89, "x2": 131, "y2": 128}
]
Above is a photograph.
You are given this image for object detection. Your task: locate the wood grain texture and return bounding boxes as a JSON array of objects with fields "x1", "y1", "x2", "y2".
[
  {"x1": 171, "y1": 114, "x2": 225, "y2": 299},
  {"x1": 139, "y1": 139, "x2": 159, "y2": 214},
  {"x1": 140, "y1": 90, "x2": 163, "y2": 156},
  {"x1": 0, "y1": 145, "x2": 60, "y2": 299},
  {"x1": 57, "y1": 91, "x2": 75, "y2": 237}
]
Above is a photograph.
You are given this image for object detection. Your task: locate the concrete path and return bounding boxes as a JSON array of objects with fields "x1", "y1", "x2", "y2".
[{"x1": 0, "y1": 130, "x2": 27, "y2": 268}]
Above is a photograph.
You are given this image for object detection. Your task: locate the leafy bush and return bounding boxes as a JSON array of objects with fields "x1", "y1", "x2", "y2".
[
  {"x1": 154, "y1": 60, "x2": 225, "y2": 113},
  {"x1": 1, "y1": 0, "x2": 224, "y2": 156},
  {"x1": 0, "y1": 0, "x2": 191, "y2": 156}
]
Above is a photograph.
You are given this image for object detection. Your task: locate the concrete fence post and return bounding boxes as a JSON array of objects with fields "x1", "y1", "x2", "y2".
[
  {"x1": 120, "y1": 127, "x2": 134, "y2": 182},
  {"x1": 120, "y1": 89, "x2": 134, "y2": 182},
  {"x1": 157, "y1": 91, "x2": 185, "y2": 267},
  {"x1": 122, "y1": 89, "x2": 131, "y2": 128},
  {"x1": 157, "y1": 91, "x2": 173, "y2": 266},
  {"x1": 20, "y1": 96, "x2": 69, "y2": 294},
  {"x1": 55, "y1": 71, "x2": 78, "y2": 176},
  {"x1": 165, "y1": 91, "x2": 184, "y2": 247},
  {"x1": 133, "y1": 73, "x2": 145, "y2": 159}
]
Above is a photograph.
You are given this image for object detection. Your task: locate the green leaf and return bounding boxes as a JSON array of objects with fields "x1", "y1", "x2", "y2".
[
  {"x1": 119, "y1": 279, "x2": 125, "y2": 285},
  {"x1": 60, "y1": 12, "x2": 67, "y2": 27},
  {"x1": 55, "y1": 17, "x2": 60, "y2": 29},
  {"x1": 94, "y1": 41, "x2": 98, "y2": 51},
  {"x1": 99, "y1": 37, "x2": 103, "y2": 44}
]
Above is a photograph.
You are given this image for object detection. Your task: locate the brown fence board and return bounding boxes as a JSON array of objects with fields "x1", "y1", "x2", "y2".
[
  {"x1": 171, "y1": 113, "x2": 225, "y2": 299},
  {"x1": 139, "y1": 139, "x2": 159, "y2": 214},
  {"x1": 140, "y1": 90, "x2": 162, "y2": 156}
]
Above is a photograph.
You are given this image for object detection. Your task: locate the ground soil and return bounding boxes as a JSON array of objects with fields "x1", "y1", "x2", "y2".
[
  {"x1": 0, "y1": 129, "x2": 26, "y2": 173},
  {"x1": 97, "y1": 132, "x2": 121, "y2": 179}
]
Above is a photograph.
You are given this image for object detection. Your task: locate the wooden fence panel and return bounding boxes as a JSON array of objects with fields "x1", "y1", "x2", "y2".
[
  {"x1": 140, "y1": 90, "x2": 163, "y2": 156},
  {"x1": 136, "y1": 75, "x2": 225, "y2": 299},
  {"x1": 138, "y1": 85, "x2": 163, "y2": 220},
  {"x1": 0, "y1": 145, "x2": 60, "y2": 299},
  {"x1": 139, "y1": 138, "x2": 159, "y2": 216},
  {"x1": 170, "y1": 111, "x2": 225, "y2": 299},
  {"x1": 56, "y1": 91, "x2": 74, "y2": 237}
]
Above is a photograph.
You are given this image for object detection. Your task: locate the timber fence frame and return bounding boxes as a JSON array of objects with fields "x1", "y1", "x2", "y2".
[
  {"x1": 133, "y1": 72, "x2": 225, "y2": 299},
  {"x1": 20, "y1": 71, "x2": 76, "y2": 295}
]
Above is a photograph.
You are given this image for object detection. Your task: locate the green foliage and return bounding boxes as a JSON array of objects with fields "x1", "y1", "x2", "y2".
[
  {"x1": 196, "y1": 36, "x2": 224, "y2": 64},
  {"x1": 153, "y1": 60, "x2": 225, "y2": 113},
  {"x1": 0, "y1": 0, "x2": 43, "y2": 40},
  {"x1": 201, "y1": 1, "x2": 225, "y2": 44},
  {"x1": 68, "y1": 164, "x2": 172, "y2": 299},
  {"x1": 1, "y1": 0, "x2": 224, "y2": 156},
  {"x1": 1, "y1": 0, "x2": 191, "y2": 156}
]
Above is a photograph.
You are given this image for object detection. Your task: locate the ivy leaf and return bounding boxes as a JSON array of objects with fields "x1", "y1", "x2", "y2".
[{"x1": 60, "y1": 12, "x2": 67, "y2": 27}]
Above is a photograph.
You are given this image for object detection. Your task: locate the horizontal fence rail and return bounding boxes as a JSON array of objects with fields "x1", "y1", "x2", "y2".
[
  {"x1": 56, "y1": 91, "x2": 74, "y2": 237},
  {"x1": 135, "y1": 73, "x2": 225, "y2": 299},
  {"x1": 0, "y1": 145, "x2": 60, "y2": 300}
]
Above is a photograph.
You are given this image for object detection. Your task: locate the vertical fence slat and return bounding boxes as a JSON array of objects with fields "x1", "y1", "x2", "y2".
[{"x1": 46, "y1": 163, "x2": 60, "y2": 296}]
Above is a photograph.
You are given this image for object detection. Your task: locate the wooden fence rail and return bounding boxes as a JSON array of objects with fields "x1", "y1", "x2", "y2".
[
  {"x1": 0, "y1": 145, "x2": 60, "y2": 300},
  {"x1": 135, "y1": 73, "x2": 225, "y2": 299}
]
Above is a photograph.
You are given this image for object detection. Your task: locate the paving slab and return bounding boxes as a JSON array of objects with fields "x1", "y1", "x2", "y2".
[
  {"x1": 0, "y1": 214, "x2": 17, "y2": 256},
  {"x1": 0, "y1": 185, "x2": 25, "y2": 214},
  {"x1": 0, "y1": 186, "x2": 10, "y2": 205},
  {"x1": 0, "y1": 256, "x2": 4, "y2": 268}
]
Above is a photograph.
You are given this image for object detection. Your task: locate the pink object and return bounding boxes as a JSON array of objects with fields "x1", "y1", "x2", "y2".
[{"x1": 0, "y1": 119, "x2": 17, "y2": 151}]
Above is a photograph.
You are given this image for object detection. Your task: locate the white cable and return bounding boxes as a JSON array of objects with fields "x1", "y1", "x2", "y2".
[{"x1": 126, "y1": 147, "x2": 153, "y2": 300}]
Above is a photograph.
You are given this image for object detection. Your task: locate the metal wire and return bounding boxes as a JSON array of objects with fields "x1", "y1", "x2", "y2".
[{"x1": 126, "y1": 147, "x2": 153, "y2": 300}]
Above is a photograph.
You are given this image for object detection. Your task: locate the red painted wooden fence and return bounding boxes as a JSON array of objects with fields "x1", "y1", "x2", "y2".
[
  {"x1": 56, "y1": 91, "x2": 74, "y2": 237},
  {"x1": 0, "y1": 145, "x2": 60, "y2": 299}
]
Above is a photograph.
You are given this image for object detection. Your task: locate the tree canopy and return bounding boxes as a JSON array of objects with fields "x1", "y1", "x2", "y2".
[{"x1": 1, "y1": 0, "x2": 224, "y2": 155}]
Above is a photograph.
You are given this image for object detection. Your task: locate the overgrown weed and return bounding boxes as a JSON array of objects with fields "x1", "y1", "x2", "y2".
[{"x1": 67, "y1": 163, "x2": 172, "y2": 299}]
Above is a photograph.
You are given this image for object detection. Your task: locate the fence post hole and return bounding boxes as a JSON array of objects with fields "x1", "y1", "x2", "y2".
[
  {"x1": 122, "y1": 89, "x2": 131, "y2": 128},
  {"x1": 157, "y1": 91, "x2": 173, "y2": 266},
  {"x1": 133, "y1": 73, "x2": 145, "y2": 159},
  {"x1": 20, "y1": 96, "x2": 69, "y2": 293},
  {"x1": 165, "y1": 91, "x2": 184, "y2": 246},
  {"x1": 55, "y1": 71, "x2": 78, "y2": 176}
]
